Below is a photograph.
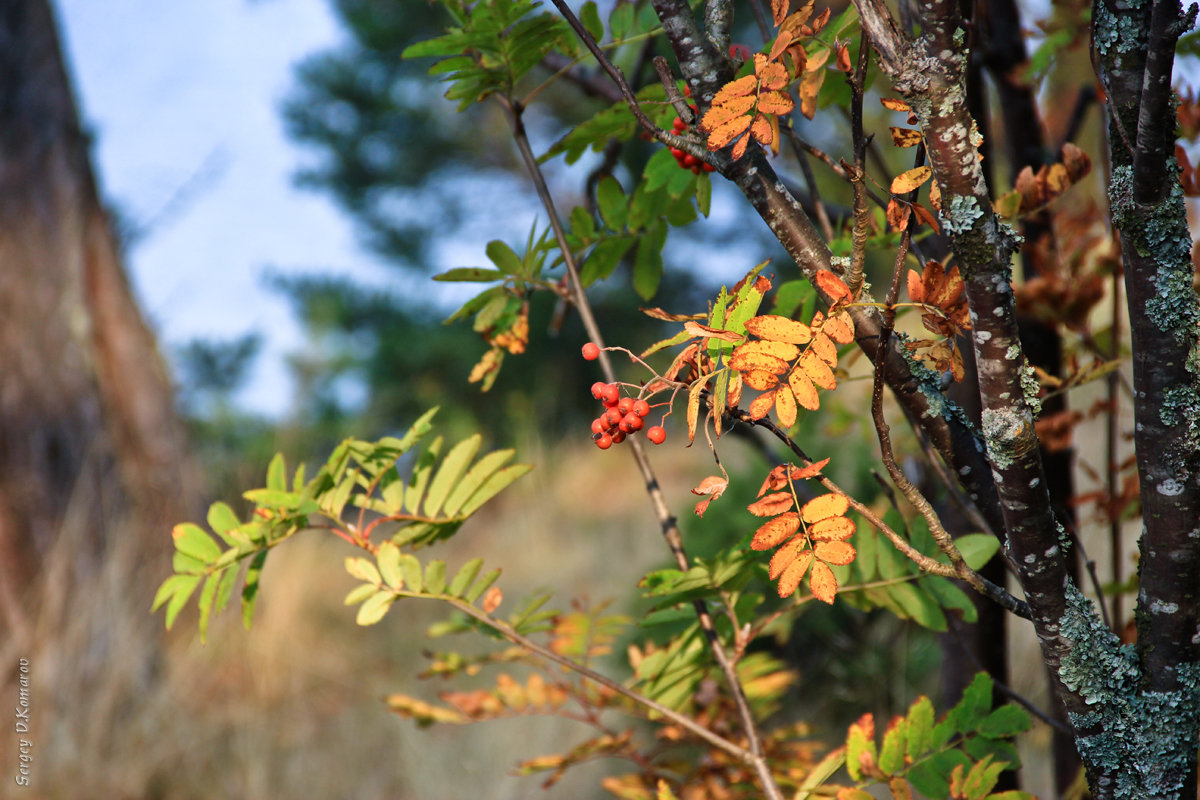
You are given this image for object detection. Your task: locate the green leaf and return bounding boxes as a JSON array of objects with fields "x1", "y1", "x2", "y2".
[
  {"x1": 772, "y1": 279, "x2": 817, "y2": 321},
  {"x1": 486, "y1": 240, "x2": 523, "y2": 275},
  {"x1": 424, "y1": 560, "x2": 447, "y2": 594},
  {"x1": 400, "y1": 553, "x2": 424, "y2": 593},
  {"x1": 172, "y1": 523, "x2": 222, "y2": 564},
  {"x1": 951, "y1": 533, "x2": 1001, "y2": 570},
  {"x1": 643, "y1": 147, "x2": 678, "y2": 193},
  {"x1": 633, "y1": 223, "x2": 666, "y2": 300},
  {"x1": 978, "y1": 705, "x2": 1032, "y2": 738},
  {"x1": 376, "y1": 543, "x2": 403, "y2": 589},
  {"x1": 580, "y1": 0, "x2": 604, "y2": 41},
  {"x1": 465, "y1": 568, "x2": 502, "y2": 604},
  {"x1": 951, "y1": 672, "x2": 994, "y2": 733},
  {"x1": 344, "y1": 583, "x2": 378, "y2": 606},
  {"x1": 152, "y1": 574, "x2": 196, "y2": 613},
  {"x1": 596, "y1": 176, "x2": 628, "y2": 230},
  {"x1": 907, "y1": 761, "x2": 951, "y2": 799},
  {"x1": 197, "y1": 572, "x2": 221, "y2": 643},
  {"x1": 173, "y1": 550, "x2": 207, "y2": 576},
  {"x1": 608, "y1": 2, "x2": 634, "y2": 39},
  {"x1": 695, "y1": 172, "x2": 711, "y2": 217},
  {"x1": 886, "y1": 581, "x2": 948, "y2": 631},
  {"x1": 666, "y1": 164, "x2": 694, "y2": 198},
  {"x1": 446, "y1": 286, "x2": 505, "y2": 323},
  {"x1": 570, "y1": 205, "x2": 596, "y2": 240},
  {"x1": 357, "y1": 590, "x2": 396, "y2": 626},
  {"x1": 266, "y1": 452, "x2": 286, "y2": 491},
  {"x1": 345, "y1": 556, "x2": 381, "y2": 584},
  {"x1": 162, "y1": 575, "x2": 201, "y2": 631},
  {"x1": 854, "y1": 523, "x2": 878, "y2": 580},
  {"x1": 242, "y1": 489, "x2": 319, "y2": 514},
  {"x1": 424, "y1": 435, "x2": 482, "y2": 518},
  {"x1": 405, "y1": 437, "x2": 443, "y2": 513},
  {"x1": 214, "y1": 566, "x2": 238, "y2": 614},
  {"x1": 922, "y1": 575, "x2": 978, "y2": 622},
  {"x1": 878, "y1": 715, "x2": 908, "y2": 775},
  {"x1": 579, "y1": 235, "x2": 633, "y2": 285},
  {"x1": 641, "y1": 566, "x2": 711, "y2": 596},
  {"x1": 433, "y1": 267, "x2": 506, "y2": 282},
  {"x1": 960, "y1": 756, "x2": 1006, "y2": 800},
  {"x1": 442, "y1": 449, "x2": 514, "y2": 517},
  {"x1": 906, "y1": 695, "x2": 935, "y2": 762},
  {"x1": 241, "y1": 550, "x2": 267, "y2": 630},
  {"x1": 458, "y1": 463, "x2": 533, "y2": 517},
  {"x1": 845, "y1": 715, "x2": 878, "y2": 782},
  {"x1": 448, "y1": 558, "x2": 485, "y2": 597},
  {"x1": 207, "y1": 501, "x2": 241, "y2": 542}
]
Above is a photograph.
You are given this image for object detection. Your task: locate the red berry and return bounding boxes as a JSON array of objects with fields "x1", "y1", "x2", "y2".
[
  {"x1": 612, "y1": 431, "x2": 627, "y2": 444},
  {"x1": 624, "y1": 413, "x2": 644, "y2": 431},
  {"x1": 669, "y1": 147, "x2": 684, "y2": 158},
  {"x1": 682, "y1": 154, "x2": 698, "y2": 167},
  {"x1": 591, "y1": 381, "x2": 607, "y2": 399},
  {"x1": 618, "y1": 397, "x2": 634, "y2": 414},
  {"x1": 595, "y1": 434, "x2": 613, "y2": 450},
  {"x1": 582, "y1": 342, "x2": 600, "y2": 361},
  {"x1": 633, "y1": 399, "x2": 650, "y2": 417},
  {"x1": 672, "y1": 116, "x2": 685, "y2": 131},
  {"x1": 604, "y1": 408, "x2": 623, "y2": 427},
  {"x1": 647, "y1": 426, "x2": 666, "y2": 445},
  {"x1": 601, "y1": 384, "x2": 620, "y2": 406},
  {"x1": 691, "y1": 166, "x2": 702, "y2": 175},
  {"x1": 703, "y1": 162, "x2": 715, "y2": 172},
  {"x1": 591, "y1": 418, "x2": 605, "y2": 435}
]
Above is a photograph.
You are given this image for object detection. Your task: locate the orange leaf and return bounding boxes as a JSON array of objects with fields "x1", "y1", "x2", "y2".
[
  {"x1": 880, "y1": 97, "x2": 911, "y2": 112},
  {"x1": 800, "y1": 492, "x2": 850, "y2": 523},
  {"x1": 691, "y1": 475, "x2": 729, "y2": 517},
  {"x1": 730, "y1": 348, "x2": 790, "y2": 375},
  {"x1": 788, "y1": 366, "x2": 820, "y2": 410},
  {"x1": 771, "y1": 0, "x2": 790, "y2": 26},
  {"x1": 734, "y1": 338, "x2": 801, "y2": 363},
  {"x1": 752, "y1": 512, "x2": 801, "y2": 550},
  {"x1": 809, "y1": 560, "x2": 838, "y2": 603},
  {"x1": 809, "y1": 7, "x2": 831, "y2": 33},
  {"x1": 758, "y1": 464, "x2": 791, "y2": 496},
  {"x1": 814, "y1": 539, "x2": 856, "y2": 565},
  {"x1": 748, "y1": 390, "x2": 776, "y2": 420},
  {"x1": 482, "y1": 585, "x2": 503, "y2": 613},
  {"x1": 890, "y1": 166, "x2": 933, "y2": 195},
  {"x1": 687, "y1": 376, "x2": 707, "y2": 442},
  {"x1": 798, "y1": 349, "x2": 837, "y2": 390},
  {"x1": 684, "y1": 320, "x2": 745, "y2": 342},
  {"x1": 770, "y1": 537, "x2": 806, "y2": 579},
  {"x1": 731, "y1": 132, "x2": 751, "y2": 160},
  {"x1": 779, "y1": 1, "x2": 815, "y2": 36},
  {"x1": 798, "y1": 66, "x2": 824, "y2": 119},
  {"x1": 889, "y1": 127, "x2": 923, "y2": 148},
  {"x1": 928, "y1": 177, "x2": 941, "y2": 209},
  {"x1": 835, "y1": 42, "x2": 853, "y2": 74},
  {"x1": 748, "y1": 491, "x2": 795, "y2": 517},
  {"x1": 768, "y1": 29, "x2": 794, "y2": 63},
  {"x1": 745, "y1": 314, "x2": 813, "y2": 344},
  {"x1": 1061, "y1": 141, "x2": 1091, "y2": 181},
  {"x1": 912, "y1": 201, "x2": 940, "y2": 233},
  {"x1": 821, "y1": 310, "x2": 855, "y2": 344},
  {"x1": 775, "y1": 548, "x2": 813, "y2": 595},
  {"x1": 791, "y1": 457, "x2": 831, "y2": 479},
  {"x1": 809, "y1": 515, "x2": 856, "y2": 541},
  {"x1": 775, "y1": 384, "x2": 798, "y2": 427},
  {"x1": 660, "y1": 341, "x2": 699, "y2": 383},
  {"x1": 726, "y1": 371, "x2": 743, "y2": 408},
  {"x1": 809, "y1": 331, "x2": 838, "y2": 367},
  {"x1": 755, "y1": 54, "x2": 789, "y2": 89},
  {"x1": 750, "y1": 113, "x2": 774, "y2": 146},
  {"x1": 907, "y1": 269, "x2": 924, "y2": 303},
  {"x1": 888, "y1": 776, "x2": 913, "y2": 800},
  {"x1": 813, "y1": 270, "x2": 852, "y2": 304},
  {"x1": 886, "y1": 198, "x2": 911, "y2": 231},
  {"x1": 711, "y1": 74, "x2": 758, "y2": 105},
  {"x1": 704, "y1": 109, "x2": 754, "y2": 150},
  {"x1": 756, "y1": 90, "x2": 795, "y2": 116},
  {"x1": 743, "y1": 368, "x2": 781, "y2": 391}
]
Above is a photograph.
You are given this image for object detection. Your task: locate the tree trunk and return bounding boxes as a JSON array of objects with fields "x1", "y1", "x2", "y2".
[{"x1": 0, "y1": 0, "x2": 196, "y2": 789}]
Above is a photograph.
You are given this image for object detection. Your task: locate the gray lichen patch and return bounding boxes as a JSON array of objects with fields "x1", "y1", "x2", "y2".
[
  {"x1": 981, "y1": 407, "x2": 1029, "y2": 469},
  {"x1": 940, "y1": 194, "x2": 984, "y2": 236},
  {"x1": 1058, "y1": 581, "x2": 1200, "y2": 798},
  {"x1": 1020, "y1": 359, "x2": 1043, "y2": 418}
]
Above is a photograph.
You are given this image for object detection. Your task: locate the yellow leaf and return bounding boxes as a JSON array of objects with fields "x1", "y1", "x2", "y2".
[
  {"x1": 799, "y1": 67, "x2": 824, "y2": 119},
  {"x1": 770, "y1": 537, "x2": 808, "y2": 579},
  {"x1": 809, "y1": 515, "x2": 856, "y2": 541},
  {"x1": 775, "y1": 384, "x2": 798, "y2": 427},
  {"x1": 731, "y1": 349, "x2": 790, "y2": 375},
  {"x1": 788, "y1": 366, "x2": 820, "y2": 410},
  {"x1": 805, "y1": 47, "x2": 831, "y2": 72},
  {"x1": 880, "y1": 97, "x2": 911, "y2": 112},
  {"x1": 799, "y1": 349, "x2": 837, "y2": 390},
  {"x1": 809, "y1": 559, "x2": 838, "y2": 603},
  {"x1": 687, "y1": 377, "x2": 707, "y2": 442},
  {"x1": 814, "y1": 539, "x2": 856, "y2": 566},
  {"x1": 745, "y1": 314, "x2": 812, "y2": 344},
  {"x1": 711, "y1": 74, "x2": 758, "y2": 106},
  {"x1": 752, "y1": 511, "x2": 801, "y2": 550},
  {"x1": 775, "y1": 548, "x2": 813, "y2": 595},
  {"x1": 735, "y1": 339, "x2": 800, "y2": 363},
  {"x1": 889, "y1": 127, "x2": 923, "y2": 148},
  {"x1": 890, "y1": 166, "x2": 933, "y2": 195},
  {"x1": 801, "y1": 492, "x2": 850, "y2": 523},
  {"x1": 743, "y1": 368, "x2": 781, "y2": 390},
  {"x1": 749, "y1": 390, "x2": 776, "y2": 420}
]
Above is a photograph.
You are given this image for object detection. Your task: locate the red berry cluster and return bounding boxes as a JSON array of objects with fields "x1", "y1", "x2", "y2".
[
  {"x1": 589, "y1": 382, "x2": 665, "y2": 449},
  {"x1": 670, "y1": 111, "x2": 716, "y2": 175}
]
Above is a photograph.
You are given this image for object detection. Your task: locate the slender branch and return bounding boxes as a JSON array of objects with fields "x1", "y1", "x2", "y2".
[
  {"x1": 846, "y1": 31, "x2": 870, "y2": 296},
  {"x1": 503, "y1": 97, "x2": 784, "y2": 800}
]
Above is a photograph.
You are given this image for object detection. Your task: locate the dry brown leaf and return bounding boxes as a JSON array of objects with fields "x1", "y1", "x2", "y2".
[
  {"x1": 889, "y1": 127, "x2": 923, "y2": 148},
  {"x1": 482, "y1": 585, "x2": 503, "y2": 613},
  {"x1": 791, "y1": 457, "x2": 831, "y2": 480},
  {"x1": 691, "y1": 475, "x2": 729, "y2": 517},
  {"x1": 684, "y1": 320, "x2": 745, "y2": 342}
]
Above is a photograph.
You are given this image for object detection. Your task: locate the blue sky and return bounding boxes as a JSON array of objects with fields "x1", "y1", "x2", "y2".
[{"x1": 57, "y1": 0, "x2": 396, "y2": 416}]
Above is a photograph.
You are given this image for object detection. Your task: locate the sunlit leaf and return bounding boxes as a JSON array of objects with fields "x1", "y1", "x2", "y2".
[
  {"x1": 774, "y1": 384, "x2": 798, "y2": 427},
  {"x1": 748, "y1": 491, "x2": 795, "y2": 517},
  {"x1": 891, "y1": 166, "x2": 933, "y2": 195},
  {"x1": 809, "y1": 515, "x2": 856, "y2": 541},
  {"x1": 752, "y1": 512, "x2": 801, "y2": 550},
  {"x1": 745, "y1": 314, "x2": 812, "y2": 344},
  {"x1": 815, "y1": 540, "x2": 856, "y2": 565},
  {"x1": 801, "y1": 492, "x2": 850, "y2": 523},
  {"x1": 809, "y1": 560, "x2": 838, "y2": 603}
]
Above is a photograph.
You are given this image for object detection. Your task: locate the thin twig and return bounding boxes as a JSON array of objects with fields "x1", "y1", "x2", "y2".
[{"x1": 846, "y1": 31, "x2": 871, "y2": 296}]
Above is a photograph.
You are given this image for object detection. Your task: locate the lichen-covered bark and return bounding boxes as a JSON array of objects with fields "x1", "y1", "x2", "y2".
[{"x1": 1093, "y1": 0, "x2": 1200, "y2": 794}]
